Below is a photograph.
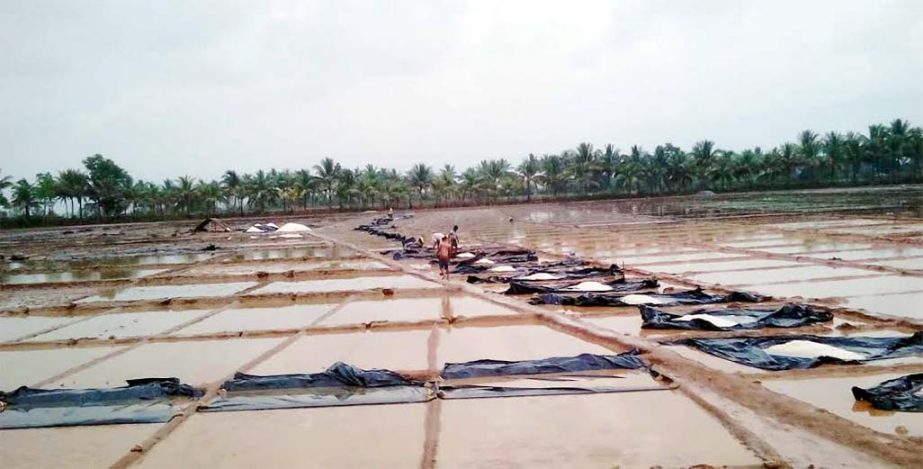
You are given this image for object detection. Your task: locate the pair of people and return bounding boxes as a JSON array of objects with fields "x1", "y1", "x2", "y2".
[{"x1": 434, "y1": 225, "x2": 459, "y2": 279}]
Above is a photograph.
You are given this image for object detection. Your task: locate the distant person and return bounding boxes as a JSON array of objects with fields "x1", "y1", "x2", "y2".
[
  {"x1": 431, "y1": 231, "x2": 445, "y2": 249},
  {"x1": 436, "y1": 234, "x2": 452, "y2": 280},
  {"x1": 508, "y1": 216, "x2": 514, "y2": 223},
  {"x1": 387, "y1": 207, "x2": 394, "y2": 220},
  {"x1": 448, "y1": 225, "x2": 460, "y2": 256}
]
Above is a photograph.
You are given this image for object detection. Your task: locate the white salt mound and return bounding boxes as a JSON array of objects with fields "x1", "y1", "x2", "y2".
[
  {"x1": 277, "y1": 223, "x2": 311, "y2": 232},
  {"x1": 456, "y1": 252, "x2": 476, "y2": 259},
  {"x1": 619, "y1": 294, "x2": 668, "y2": 305},
  {"x1": 473, "y1": 258, "x2": 495, "y2": 266},
  {"x1": 674, "y1": 314, "x2": 739, "y2": 329},
  {"x1": 764, "y1": 340, "x2": 866, "y2": 361},
  {"x1": 245, "y1": 226, "x2": 264, "y2": 233},
  {"x1": 488, "y1": 265, "x2": 517, "y2": 273},
  {"x1": 562, "y1": 281, "x2": 614, "y2": 292},
  {"x1": 516, "y1": 273, "x2": 562, "y2": 281},
  {"x1": 278, "y1": 233, "x2": 303, "y2": 239}
]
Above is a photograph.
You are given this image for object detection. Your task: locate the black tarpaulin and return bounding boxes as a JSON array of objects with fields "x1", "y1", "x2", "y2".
[
  {"x1": 673, "y1": 332, "x2": 923, "y2": 371},
  {"x1": 505, "y1": 278, "x2": 658, "y2": 295},
  {"x1": 441, "y1": 352, "x2": 646, "y2": 379},
  {"x1": 640, "y1": 304, "x2": 832, "y2": 331},
  {"x1": 438, "y1": 374, "x2": 671, "y2": 400},
  {"x1": 202, "y1": 362, "x2": 431, "y2": 412},
  {"x1": 465, "y1": 260, "x2": 623, "y2": 284},
  {"x1": 529, "y1": 288, "x2": 765, "y2": 306},
  {"x1": 0, "y1": 378, "x2": 202, "y2": 429},
  {"x1": 852, "y1": 373, "x2": 923, "y2": 412}
]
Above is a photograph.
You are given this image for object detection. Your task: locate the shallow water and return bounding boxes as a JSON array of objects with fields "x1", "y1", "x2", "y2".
[
  {"x1": 749, "y1": 275, "x2": 923, "y2": 300},
  {"x1": 641, "y1": 258, "x2": 803, "y2": 275},
  {"x1": 77, "y1": 282, "x2": 257, "y2": 303},
  {"x1": 0, "y1": 268, "x2": 165, "y2": 285},
  {"x1": 318, "y1": 295, "x2": 519, "y2": 327},
  {"x1": 693, "y1": 266, "x2": 879, "y2": 287},
  {"x1": 138, "y1": 405, "x2": 425, "y2": 468},
  {"x1": 0, "y1": 316, "x2": 75, "y2": 342},
  {"x1": 438, "y1": 391, "x2": 761, "y2": 467},
  {"x1": 0, "y1": 424, "x2": 158, "y2": 469},
  {"x1": 0, "y1": 346, "x2": 123, "y2": 390},
  {"x1": 29, "y1": 310, "x2": 212, "y2": 341},
  {"x1": 174, "y1": 304, "x2": 337, "y2": 335},
  {"x1": 248, "y1": 276, "x2": 438, "y2": 295},
  {"x1": 49, "y1": 337, "x2": 285, "y2": 388},
  {"x1": 842, "y1": 292, "x2": 923, "y2": 321},
  {"x1": 764, "y1": 374, "x2": 923, "y2": 436}
]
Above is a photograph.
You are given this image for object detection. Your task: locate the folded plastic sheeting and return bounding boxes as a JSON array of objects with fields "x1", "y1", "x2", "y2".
[
  {"x1": 505, "y1": 278, "x2": 658, "y2": 295},
  {"x1": 466, "y1": 262, "x2": 624, "y2": 284},
  {"x1": 202, "y1": 362, "x2": 431, "y2": 412},
  {"x1": 441, "y1": 352, "x2": 646, "y2": 379},
  {"x1": 852, "y1": 373, "x2": 923, "y2": 412},
  {"x1": 641, "y1": 304, "x2": 833, "y2": 331},
  {"x1": 673, "y1": 332, "x2": 923, "y2": 371},
  {"x1": 529, "y1": 288, "x2": 765, "y2": 307},
  {"x1": 439, "y1": 374, "x2": 668, "y2": 400},
  {"x1": 0, "y1": 378, "x2": 202, "y2": 429}
]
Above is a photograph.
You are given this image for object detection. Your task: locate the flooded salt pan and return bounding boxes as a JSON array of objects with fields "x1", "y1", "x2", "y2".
[
  {"x1": 642, "y1": 258, "x2": 802, "y2": 275},
  {"x1": 0, "y1": 346, "x2": 123, "y2": 390},
  {"x1": 318, "y1": 295, "x2": 519, "y2": 327},
  {"x1": 28, "y1": 309, "x2": 212, "y2": 341},
  {"x1": 173, "y1": 303, "x2": 336, "y2": 335},
  {"x1": 1, "y1": 269, "x2": 165, "y2": 285},
  {"x1": 764, "y1": 374, "x2": 923, "y2": 436},
  {"x1": 748, "y1": 275, "x2": 923, "y2": 300},
  {"x1": 77, "y1": 282, "x2": 257, "y2": 303},
  {"x1": 0, "y1": 316, "x2": 75, "y2": 342},
  {"x1": 694, "y1": 266, "x2": 879, "y2": 287},
  {"x1": 0, "y1": 424, "x2": 158, "y2": 469},
  {"x1": 247, "y1": 275, "x2": 437, "y2": 295}
]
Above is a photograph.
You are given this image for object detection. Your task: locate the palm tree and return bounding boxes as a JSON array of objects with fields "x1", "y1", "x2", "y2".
[
  {"x1": 540, "y1": 155, "x2": 566, "y2": 197},
  {"x1": 599, "y1": 144, "x2": 619, "y2": 191},
  {"x1": 314, "y1": 157, "x2": 341, "y2": 209},
  {"x1": 12, "y1": 179, "x2": 38, "y2": 217},
  {"x1": 517, "y1": 154, "x2": 540, "y2": 202},
  {"x1": 434, "y1": 164, "x2": 457, "y2": 205},
  {"x1": 0, "y1": 169, "x2": 12, "y2": 210},
  {"x1": 407, "y1": 163, "x2": 433, "y2": 208},
  {"x1": 55, "y1": 169, "x2": 88, "y2": 218},
  {"x1": 221, "y1": 170, "x2": 244, "y2": 216},
  {"x1": 823, "y1": 132, "x2": 843, "y2": 182},
  {"x1": 175, "y1": 176, "x2": 198, "y2": 215},
  {"x1": 690, "y1": 140, "x2": 718, "y2": 190},
  {"x1": 245, "y1": 170, "x2": 273, "y2": 213},
  {"x1": 294, "y1": 169, "x2": 314, "y2": 210}
]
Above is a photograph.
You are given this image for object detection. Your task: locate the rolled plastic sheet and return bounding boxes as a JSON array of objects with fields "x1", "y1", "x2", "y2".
[
  {"x1": 0, "y1": 378, "x2": 203, "y2": 429},
  {"x1": 640, "y1": 304, "x2": 833, "y2": 331},
  {"x1": 672, "y1": 332, "x2": 923, "y2": 371},
  {"x1": 852, "y1": 373, "x2": 923, "y2": 412}
]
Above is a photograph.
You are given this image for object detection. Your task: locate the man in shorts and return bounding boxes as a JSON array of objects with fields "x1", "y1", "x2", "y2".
[{"x1": 436, "y1": 234, "x2": 452, "y2": 280}]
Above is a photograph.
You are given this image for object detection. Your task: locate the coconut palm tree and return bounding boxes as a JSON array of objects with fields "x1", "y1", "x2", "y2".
[
  {"x1": 823, "y1": 132, "x2": 843, "y2": 182},
  {"x1": 221, "y1": 170, "x2": 244, "y2": 216},
  {"x1": 690, "y1": 140, "x2": 718, "y2": 190},
  {"x1": 407, "y1": 163, "x2": 433, "y2": 208},
  {"x1": 517, "y1": 154, "x2": 540, "y2": 202},
  {"x1": 12, "y1": 179, "x2": 38, "y2": 217},
  {"x1": 314, "y1": 158, "x2": 341, "y2": 208}
]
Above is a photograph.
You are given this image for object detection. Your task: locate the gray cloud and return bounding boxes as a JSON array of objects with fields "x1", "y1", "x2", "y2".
[{"x1": 2, "y1": 0, "x2": 922, "y2": 182}]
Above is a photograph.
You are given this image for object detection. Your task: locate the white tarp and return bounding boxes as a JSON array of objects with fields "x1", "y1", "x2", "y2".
[
  {"x1": 515, "y1": 273, "x2": 562, "y2": 281},
  {"x1": 561, "y1": 281, "x2": 614, "y2": 292},
  {"x1": 673, "y1": 313, "x2": 758, "y2": 329},
  {"x1": 619, "y1": 294, "x2": 669, "y2": 306}
]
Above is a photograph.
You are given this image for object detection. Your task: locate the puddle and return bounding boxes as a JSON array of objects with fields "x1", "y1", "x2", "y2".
[
  {"x1": 173, "y1": 304, "x2": 337, "y2": 335},
  {"x1": 1, "y1": 269, "x2": 165, "y2": 285},
  {"x1": 693, "y1": 266, "x2": 879, "y2": 287},
  {"x1": 438, "y1": 391, "x2": 761, "y2": 467},
  {"x1": 641, "y1": 258, "x2": 803, "y2": 275},
  {"x1": 0, "y1": 424, "x2": 158, "y2": 469},
  {"x1": 0, "y1": 316, "x2": 75, "y2": 342},
  {"x1": 318, "y1": 295, "x2": 519, "y2": 327},
  {"x1": 842, "y1": 292, "x2": 923, "y2": 321},
  {"x1": 0, "y1": 346, "x2": 123, "y2": 390},
  {"x1": 804, "y1": 248, "x2": 923, "y2": 261},
  {"x1": 865, "y1": 257, "x2": 923, "y2": 270},
  {"x1": 49, "y1": 338, "x2": 285, "y2": 388},
  {"x1": 77, "y1": 282, "x2": 257, "y2": 303},
  {"x1": 28, "y1": 310, "x2": 212, "y2": 341},
  {"x1": 138, "y1": 405, "x2": 425, "y2": 468},
  {"x1": 764, "y1": 374, "x2": 923, "y2": 436},
  {"x1": 749, "y1": 276, "x2": 923, "y2": 300},
  {"x1": 249, "y1": 329, "x2": 432, "y2": 374},
  {"x1": 663, "y1": 345, "x2": 766, "y2": 374},
  {"x1": 616, "y1": 251, "x2": 743, "y2": 265},
  {"x1": 247, "y1": 276, "x2": 437, "y2": 295}
]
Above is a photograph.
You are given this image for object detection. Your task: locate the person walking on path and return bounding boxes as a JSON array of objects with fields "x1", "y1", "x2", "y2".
[
  {"x1": 436, "y1": 234, "x2": 452, "y2": 280},
  {"x1": 448, "y1": 225, "x2": 460, "y2": 257}
]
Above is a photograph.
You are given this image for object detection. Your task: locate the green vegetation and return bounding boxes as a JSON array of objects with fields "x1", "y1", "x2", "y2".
[{"x1": 1, "y1": 119, "x2": 922, "y2": 227}]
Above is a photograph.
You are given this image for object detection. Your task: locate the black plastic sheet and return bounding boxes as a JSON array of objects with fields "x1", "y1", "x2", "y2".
[
  {"x1": 0, "y1": 378, "x2": 202, "y2": 429},
  {"x1": 673, "y1": 332, "x2": 923, "y2": 371},
  {"x1": 202, "y1": 363, "x2": 430, "y2": 412},
  {"x1": 852, "y1": 373, "x2": 923, "y2": 412},
  {"x1": 505, "y1": 278, "x2": 658, "y2": 295},
  {"x1": 466, "y1": 263, "x2": 625, "y2": 284},
  {"x1": 441, "y1": 352, "x2": 646, "y2": 379},
  {"x1": 529, "y1": 288, "x2": 765, "y2": 306},
  {"x1": 640, "y1": 304, "x2": 832, "y2": 331}
]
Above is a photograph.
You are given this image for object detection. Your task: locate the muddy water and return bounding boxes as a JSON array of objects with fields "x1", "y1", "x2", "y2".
[
  {"x1": 49, "y1": 337, "x2": 284, "y2": 388},
  {"x1": 616, "y1": 251, "x2": 744, "y2": 265},
  {"x1": 0, "y1": 346, "x2": 123, "y2": 390},
  {"x1": 438, "y1": 391, "x2": 761, "y2": 467},
  {"x1": 694, "y1": 266, "x2": 879, "y2": 287},
  {"x1": 0, "y1": 424, "x2": 158, "y2": 469},
  {"x1": 751, "y1": 276, "x2": 923, "y2": 300},
  {"x1": 77, "y1": 282, "x2": 257, "y2": 303},
  {"x1": 28, "y1": 310, "x2": 212, "y2": 341},
  {"x1": 842, "y1": 293, "x2": 923, "y2": 321},
  {"x1": 0, "y1": 316, "x2": 75, "y2": 342},
  {"x1": 250, "y1": 329, "x2": 433, "y2": 374},
  {"x1": 319, "y1": 295, "x2": 519, "y2": 327},
  {"x1": 764, "y1": 374, "x2": 923, "y2": 436},
  {"x1": 137, "y1": 405, "x2": 426, "y2": 468},
  {"x1": 248, "y1": 275, "x2": 438, "y2": 295},
  {"x1": 1, "y1": 268, "x2": 165, "y2": 285},
  {"x1": 173, "y1": 304, "x2": 337, "y2": 335},
  {"x1": 642, "y1": 258, "x2": 803, "y2": 275}
]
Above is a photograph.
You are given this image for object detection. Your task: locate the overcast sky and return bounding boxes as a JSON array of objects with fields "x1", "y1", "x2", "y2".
[{"x1": 2, "y1": 0, "x2": 922, "y2": 182}]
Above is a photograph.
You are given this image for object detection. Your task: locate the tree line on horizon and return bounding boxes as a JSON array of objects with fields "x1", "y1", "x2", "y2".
[{"x1": 1, "y1": 118, "x2": 921, "y2": 226}]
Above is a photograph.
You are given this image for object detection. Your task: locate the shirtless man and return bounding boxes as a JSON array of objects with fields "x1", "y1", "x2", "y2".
[
  {"x1": 447, "y1": 225, "x2": 460, "y2": 256},
  {"x1": 436, "y1": 234, "x2": 452, "y2": 280}
]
